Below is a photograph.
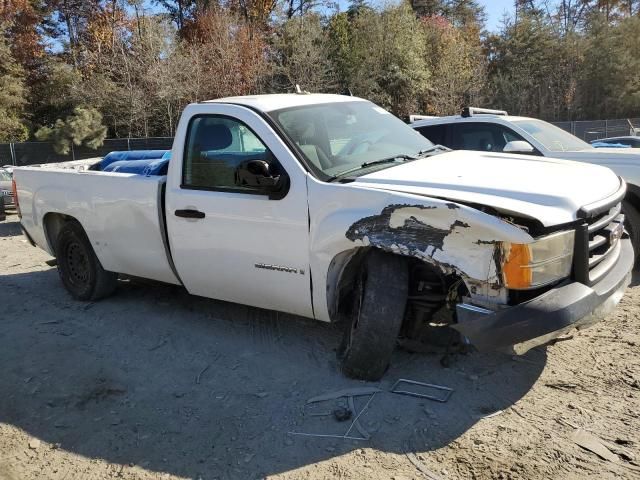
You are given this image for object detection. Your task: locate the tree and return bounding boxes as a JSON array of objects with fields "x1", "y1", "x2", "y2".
[
  {"x1": 0, "y1": 0, "x2": 46, "y2": 72},
  {"x1": 154, "y1": 0, "x2": 196, "y2": 30},
  {"x1": 0, "y1": 0, "x2": 637, "y2": 146},
  {"x1": 46, "y1": 0, "x2": 104, "y2": 67},
  {"x1": 328, "y1": 12, "x2": 354, "y2": 90},
  {"x1": 485, "y1": 12, "x2": 580, "y2": 120},
  {"x1": 578, "y1": 13, "x2": 640, "y2": 118},
  {"x1": 269, "y1": 14, "x2": 336, "y2": 93},
  {"x1": 35, "y1": 106, "x2": 107, "y2": 154},
  {"x1": 232, "y1": 0, "x2": 278, "y2": 25},
  {"x1": 347, "y1": 0, "x2": 371, "y2": 17},
  {"x1": 283, "y1": 0, "x2": 325, "y2": 18},
  {"x1": 0, "y1": 24, "x2": 28, "y2": 142},
  {"x1": 28, "y1": 58, "x2": 83, "y2": 133},
  {"x1": 180, "y1": 8, "x2": 268, "y2": 98},
  {"x1": 421, "y1": 16, "x2": 486, "y2": 115},
  {"x1": 330, "y1": 2, "x2": 431, "y2": 117},
  {"x1": 411, "y1": 0, "x2": 485, "y2": 27},
  {"x1": 614, "y1": 16, "x2": 640, "y2": 116}
]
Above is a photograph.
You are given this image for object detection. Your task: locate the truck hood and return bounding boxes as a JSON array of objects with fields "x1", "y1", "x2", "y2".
[{"x1": 354, "y1": 150, "x2": 621, "y2": 227}]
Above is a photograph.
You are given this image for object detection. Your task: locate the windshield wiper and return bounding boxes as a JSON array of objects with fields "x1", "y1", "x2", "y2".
[
  {"x1": 416, "y1": 144, "x2": 450, "y2": 156},
  {"x1": 328, "y1": 154, "x2": 417, "y2": 181},
  {"x1": 361, "y1": 154, "x2": 418, "y2": 168}
]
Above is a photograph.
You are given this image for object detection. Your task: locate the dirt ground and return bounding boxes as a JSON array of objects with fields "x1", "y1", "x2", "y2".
[{"x1": 1, "y1": 214, "x2": 639, "y2": 480}]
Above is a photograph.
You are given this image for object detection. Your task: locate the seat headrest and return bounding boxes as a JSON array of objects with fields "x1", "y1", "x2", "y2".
[{"x1": 198, "y1": 123, "x2": 233, "y2": 151}]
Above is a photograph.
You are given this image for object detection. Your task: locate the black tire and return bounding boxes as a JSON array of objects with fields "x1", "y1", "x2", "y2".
[
  {"x1": 55, "y1": 221, "x2": 118, "y2": 301},
  {"x1": 338, "y1": 250, "x2": 408, "y2": 381},
  {"x1": 623, "y1": 200, "x2": 640, "y2": 264}
]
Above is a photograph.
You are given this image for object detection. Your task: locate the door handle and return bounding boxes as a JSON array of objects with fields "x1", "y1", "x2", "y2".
[{"x1": 175, "y1": 209, "x2": 205, "y2": 219}]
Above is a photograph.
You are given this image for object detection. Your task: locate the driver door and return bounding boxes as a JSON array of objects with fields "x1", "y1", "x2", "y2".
[{"x1": 165, "y1": 105, "x2": 313, "y2": 318}]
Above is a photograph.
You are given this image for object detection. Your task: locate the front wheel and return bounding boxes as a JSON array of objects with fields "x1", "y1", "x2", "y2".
[
  {"x1": 338, "y1": 250, "x2": 408, "y2": 381},
  {"x1": 55, "y1": 221, "x2": 118, "y2": 301}
]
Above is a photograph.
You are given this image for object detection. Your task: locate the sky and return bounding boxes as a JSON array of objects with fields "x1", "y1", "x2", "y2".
[{"x1": 480, "y1": 0, "x2": 514, "y2": 32}]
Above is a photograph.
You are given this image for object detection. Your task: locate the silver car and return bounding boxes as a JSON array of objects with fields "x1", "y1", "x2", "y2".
[{"x1": 0, "y1": 166, "x2": 15, "y2": 210}]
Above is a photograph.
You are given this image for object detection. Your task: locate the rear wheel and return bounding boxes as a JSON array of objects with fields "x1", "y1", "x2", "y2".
[
  {"x1": 338, "y1": 250, "x2": 408, "y2": 381},
  {"x1": 55, "y1": 221, "x2": 118, "y2": 301},
  {"x1": 623, "y1": 200, "x2": 640, "y2": 263}
]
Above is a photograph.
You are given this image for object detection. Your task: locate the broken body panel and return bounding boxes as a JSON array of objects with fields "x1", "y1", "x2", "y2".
[{"x1": 308, "y1": 183, "x2": 533, "y2": 322}]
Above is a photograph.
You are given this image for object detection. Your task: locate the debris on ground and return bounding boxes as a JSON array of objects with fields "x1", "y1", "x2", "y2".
[
  {"x1": 571, "y1": 428, "x2": 619, "y2": 463},
  {"x1": 390, "y1": 379, "x2": 453, "y2": 402},
  {"x1": 195, "y1": 364, "x2": 209, "y2": 384},
  {"x1": 306, "y1": 387, "x2": 381, "y2": 404},
  {"x1": 332, "y1": 407, "x2": 352, "y2": 422},
  {"x1": 290, "y1": 393, "x2": 377, "y2": 441}
]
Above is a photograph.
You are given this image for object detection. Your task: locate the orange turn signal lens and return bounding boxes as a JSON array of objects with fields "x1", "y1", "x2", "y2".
[
  {"x1": 502, "y1": 243, "x2": 533, "y2": 289},
  {"x1": 502, "y1": 231, "x2": 574, "y2": 290}
]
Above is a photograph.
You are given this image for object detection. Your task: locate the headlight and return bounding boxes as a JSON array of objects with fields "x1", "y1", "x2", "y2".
[{"x1": 502, "y1": 230, "x2": 575, "y2": 289}]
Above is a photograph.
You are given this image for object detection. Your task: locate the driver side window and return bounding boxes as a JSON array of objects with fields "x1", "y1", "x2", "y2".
[{"x1": 182, "y1": 116, "x2": 273, "y2": 191}]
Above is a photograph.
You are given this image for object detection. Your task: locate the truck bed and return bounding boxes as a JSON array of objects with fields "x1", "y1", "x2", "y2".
[{"x1": 15, "y1": 167, "x2": 180, "y2": 285}]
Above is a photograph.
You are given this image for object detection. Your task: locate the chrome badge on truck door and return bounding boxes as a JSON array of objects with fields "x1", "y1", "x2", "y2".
[{"x1": 255, "y1": 263, "x2": 305, "y2": 275}]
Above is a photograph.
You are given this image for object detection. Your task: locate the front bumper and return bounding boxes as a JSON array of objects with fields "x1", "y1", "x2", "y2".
[{"x1": 453, "y1": 237, "x2": 633, "y2": 355}]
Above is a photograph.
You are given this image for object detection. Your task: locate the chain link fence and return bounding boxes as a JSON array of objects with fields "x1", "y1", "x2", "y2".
[
  {"x1": 0, "y1": 137, "x2": 174, "y2": 167},
  {"x1": 552, "y1": 118, "x2": 640, "y2": 142}
]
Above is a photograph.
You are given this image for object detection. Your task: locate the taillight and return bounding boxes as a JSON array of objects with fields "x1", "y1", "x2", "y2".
[{"x1": 11, "y1": 178, "x2": 20, "y2": 218}]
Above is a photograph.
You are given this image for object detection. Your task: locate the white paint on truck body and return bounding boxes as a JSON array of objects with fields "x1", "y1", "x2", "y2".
[
  {"x1": 15, "y1": 168, "x2": 180, "y2": 285},
  {"x1": 355, "y1": 150, "x2": 621, "y2": 227},
  {"x1": 164, "y1": 102, "x2": 314, "y2": 318}
]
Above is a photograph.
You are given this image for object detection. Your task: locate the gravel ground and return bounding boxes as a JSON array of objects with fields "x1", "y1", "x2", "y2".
[{"x1": 1, "y1": 214, "x2": 639, "y2": 480}]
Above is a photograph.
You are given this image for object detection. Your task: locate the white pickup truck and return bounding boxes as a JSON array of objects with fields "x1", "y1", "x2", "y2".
[{"x1": 14, "y1": 94, "x2": 634, "y2": 380}]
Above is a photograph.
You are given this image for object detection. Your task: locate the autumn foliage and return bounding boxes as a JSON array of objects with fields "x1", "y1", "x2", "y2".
[{"x1": 0, "y1": 0, "x2": 638, "y2": 142}]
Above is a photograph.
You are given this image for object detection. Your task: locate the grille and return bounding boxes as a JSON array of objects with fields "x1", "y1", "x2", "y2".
[
  {"x1": 585, "y1": 204, "x2": 624, "y2": 281},
  {"x1": 573, "y1": 181, "x2": 626, "y2": 286}
]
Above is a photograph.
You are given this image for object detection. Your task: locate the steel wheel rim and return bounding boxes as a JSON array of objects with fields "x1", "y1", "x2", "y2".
[{"x1": 66, "y1": 241, "x2": 90, "y2": 286}]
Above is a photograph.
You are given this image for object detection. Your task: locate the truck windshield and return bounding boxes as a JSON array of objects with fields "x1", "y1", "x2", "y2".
[
  {"x1": 268, "y1": 101, "x2": 435, "y2": 179},
  {"x1": 513, "y1": 119, "x2": 592, "y2": 153}
]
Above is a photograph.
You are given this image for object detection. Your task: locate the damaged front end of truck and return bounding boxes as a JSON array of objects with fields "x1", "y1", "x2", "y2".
[{"x1": 334, "y1": 187, "x2": 632, "y2": 356}]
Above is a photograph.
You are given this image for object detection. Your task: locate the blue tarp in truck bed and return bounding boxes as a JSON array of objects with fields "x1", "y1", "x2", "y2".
[{"x1": 101, "y1": 150, "x2": 171, "y2": 176}]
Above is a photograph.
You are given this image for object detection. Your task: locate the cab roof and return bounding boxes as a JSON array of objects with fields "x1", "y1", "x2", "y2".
[{"x1": 204, "y1": 93, "x2": 367, "y2": 112}]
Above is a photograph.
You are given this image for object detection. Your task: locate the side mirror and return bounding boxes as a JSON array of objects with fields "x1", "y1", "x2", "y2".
[
  {"x1": 503, "y1": 140, "x2": 535, "y2": 154},
  {"x1": 236, "y1": 160, "x2": 283, "y2": 190}
]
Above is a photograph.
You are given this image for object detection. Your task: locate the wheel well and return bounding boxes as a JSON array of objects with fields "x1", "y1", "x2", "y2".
[
  {"x1": 625, "y1": 184, "x2": 640, "y2": 212},
  {"x1": 43, "y1": 213, "x2": 80, "y2": 256},
  {"x1": 328, "y1": 247, "x2": 464, "y2": 329},
  {"x1": 327, "y1": 247, "x2": 369, "y2": 321}
]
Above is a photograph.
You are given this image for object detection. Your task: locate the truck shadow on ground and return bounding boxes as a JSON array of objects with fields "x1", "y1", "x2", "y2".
[{"x1": 0, "y1": 267, "x2": 545, "y2": 479}]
